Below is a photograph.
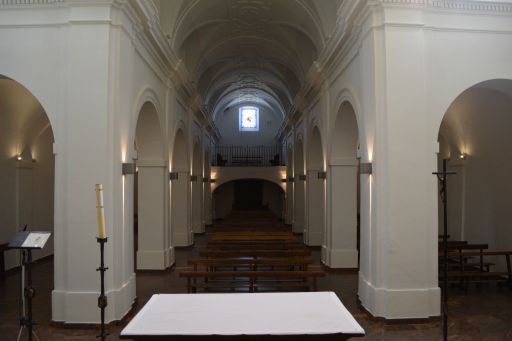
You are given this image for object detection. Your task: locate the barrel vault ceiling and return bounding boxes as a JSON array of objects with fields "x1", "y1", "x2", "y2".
[{"x1": 158, "y1": 0, "x2": 343, "y2": 128}]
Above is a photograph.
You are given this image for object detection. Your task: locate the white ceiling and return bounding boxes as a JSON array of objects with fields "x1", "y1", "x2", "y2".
[{"x1": 158, "y1": 0, "x2": 343, "y2": 124}]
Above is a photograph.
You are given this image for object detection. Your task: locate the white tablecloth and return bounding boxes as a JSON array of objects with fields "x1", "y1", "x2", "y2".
[{"x1": 121, "y1": 292, "x2": 364, "y2": 337}]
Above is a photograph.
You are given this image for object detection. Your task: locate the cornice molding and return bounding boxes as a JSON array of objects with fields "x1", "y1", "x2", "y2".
[{"x1": 379, "y1": 0, "x2": 512, "y2": 14}]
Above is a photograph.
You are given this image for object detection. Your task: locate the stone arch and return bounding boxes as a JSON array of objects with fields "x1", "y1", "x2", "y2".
[
  {"x1": 437, "y1": 79, "x2": 512, "y2": 273},
  {"x1": 212, "y1": 179, "x2": 285, "y2": 220},
  {"x1": 171, "y1": 126, "x2": 192, "y2": 246},
  {"x1": 191, "y1": 141, "x2": 203, "y2": 233},
  {"x1": 134, "y1": 101, "x2": 169, "y2": 270},
  {"x1": 203, "y1": 148, "x2": 213, "y2": 226},
  {"x1": 293, "y1": 136, "x2": 305, "y2": 234},
  {"x1": 306, "y1": 125, "x2": 325, "y2": 246},
  {"x1": 325, "y1": 100, "x2": 360, "y2": 268},
  {"x1": 285, "y1": 144, "x2": 294, "y2": 225},
  {"x1": 0, "y1": 74, "x2": 55, "y2": 273}
]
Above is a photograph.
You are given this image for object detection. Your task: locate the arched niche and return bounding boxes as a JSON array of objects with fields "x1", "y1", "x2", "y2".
[
  {"x1": 437, "y1": 79, "x2": 512, "y2": 272},
  {"x1": 285, "y1": 146, "x2": 294, "y2": 225},
  {"x1": 203, "y1": 149, "x2": 213, "y2": 226},
  {"x1": 293, "y1": 138, "x2": 305, "y2": 234},
  {"x1": 191, "y1": 142, "x2": 204, "y2": 234},
  {"x1": 325, "y1": 101, "x2": 359, "y2": 268},
  {"x1": 171, "y1": 128, "x2": 192, "y2": 246},
  {"x1": 0, "y1": 75, "x2": 55, "y2": 272},
  {"x1": 134, "y1": 101, "x2": 170, "y2": 270},
  {"x1": 213, "y1": 179, "x2": 285, "y2": 220},
  {"x1": 306, "y1": 126, "x2": 325, "y2": 246}
]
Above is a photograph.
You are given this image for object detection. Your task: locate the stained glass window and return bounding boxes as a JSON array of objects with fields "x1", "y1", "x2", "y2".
[{"x1": 239, "y1": 106, "x2": 259, "y2": 131}]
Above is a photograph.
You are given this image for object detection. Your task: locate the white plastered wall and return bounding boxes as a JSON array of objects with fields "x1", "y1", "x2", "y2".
[{"x1": 0, "y1": 2, "x2": 194, "y2": 323}]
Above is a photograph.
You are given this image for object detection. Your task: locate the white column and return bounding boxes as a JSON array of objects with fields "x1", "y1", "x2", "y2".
[
  {"x1": 285, "y1": 179, "x2": 294, "y2": 225},
  {"x1": 191, "y1": 178, "x2": 204, "y2": 233},
  {"x1": 172, "y1": 171, "x2": 192, "y2": 246},
  {"x1": 306, "y1": 169, "x2": 324, "y2": 245},
  {"x1": 293, "y1": 177, "x2": 305, "y2": 233},
  {"x1": 358, "y1": 23, "x2": 439, "y2": 319},
  {"x1": 136, "y1": 161, "x2": 171, "y2": 270},
  {"x1": 204, "y1": 180, "x2": 213, "y2": 226},
  {"x1": 324, "y1": 160, "x2": 358, "y2": 268}
]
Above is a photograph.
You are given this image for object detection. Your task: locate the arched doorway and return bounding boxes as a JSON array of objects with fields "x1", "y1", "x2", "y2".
[
  {"x1": 325, "y1": 101, "x2": 359, "y2": 268},
  {"x1": 293, "y1": 139, "x2": 305, "y2": 234},
  {"x1": 171, "y1": 128, "x2": 192, "y2": 246},
  {"x1": 0, "y1": 75, "x2": 55, "y2": 272},
  {"x1": 285, "y1": 147, "x2": 294, "y2": 225},
  {"x1": 203, "y1": 150, "x2": 213, "y2": 226},
  {"x1": 437, "y1": 79, "x2": 512, "y2": 271},
  {"x1": 306, "y1": 126, "x2": 325, "y2": 246},
  {"x1": 191, "y1": 142, "x2": 203, "y2": 234},
  {"x1": 134, "y1": 102, "x2": 169, "y2": 270},
  {"x1": 213, "y1": 179, "x2": 285, "y2": 220}
]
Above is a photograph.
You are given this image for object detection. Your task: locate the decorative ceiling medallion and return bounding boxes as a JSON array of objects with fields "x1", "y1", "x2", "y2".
[{"x1": 229, "y1": 0, "x2": 270, "y2": 35}]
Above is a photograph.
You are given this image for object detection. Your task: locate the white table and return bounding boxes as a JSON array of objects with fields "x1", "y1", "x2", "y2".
[{"x1": 121, "y1": 292, "x2": 364, "y2": 340}]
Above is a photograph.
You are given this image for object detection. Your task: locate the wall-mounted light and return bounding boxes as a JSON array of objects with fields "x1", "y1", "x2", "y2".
[
  {"x1": 281, "y1": 178, "x2": 287, "y2": 183},
  {"x1": 288, "y1": 177, "x2": 294, "y2": 182},
  {"x1": 459, "y1": 153, "x2": 467, "y2": 160},
  {"x1": 190, "y1": 175, "x2": 198, "y2": 182},
  {"x1": 298, "y1": 174, "x2": 306, "y2": 181},
  {"x1": 317, "y1": 171, "x2": 327, "y2": 179},
  {"x1": 16, "y1": 155, "x2": 22, "y2": 161},
  {"x1": 203, "y1": 177, "x2": 209, "y2": 183},
  {"x1": 122, "y1": 162, "x2": 136, "y2": 175},
  {"x1": 170, "y1": 172, "x2": 179, "y2": 181},
  {"x1": 210, "y1": 179, "x2": 216, "y2": 183},
  {"x1": 360, "y1": 162, "x2": 373, "y2": 174}
]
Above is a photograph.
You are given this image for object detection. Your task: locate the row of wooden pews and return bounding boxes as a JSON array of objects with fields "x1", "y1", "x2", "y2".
[
  {"x1": 438, "y1": 236, "x2": 512, "y2": 288},
  {"x1": 180, "y1": 211, "x2": 326, "y2": 293}
]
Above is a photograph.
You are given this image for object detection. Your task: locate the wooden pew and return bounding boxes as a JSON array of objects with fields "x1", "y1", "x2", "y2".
[
  {"x1": 440, "y1": 251, "x2": 512, "y2": 288},
  {"x1": 206, "y1": 242, "x2": 307, "y2": 250},
  {"x1": 188, "y1": 257, "x2": 315, "y2": 271},
  {"x1": 199, "y1": 249, "x2": 311, "y2": 258},
  {"x1": 180, "y1": 270, "x2": 325, "y2": 293}
]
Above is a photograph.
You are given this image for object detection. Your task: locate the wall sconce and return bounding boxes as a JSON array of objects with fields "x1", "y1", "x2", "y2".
[
  {"x1": 169, "y1": 172, "x2": 179, "y2": 181},
  {"x1": 459, "y1": 153, "x2": 467, "y2": 160},
  {"x1": 122, "y1": 162, "x2": 136, "y2": 175},
  {"x1": 281, "y1": 178, "x2": 287, "y2": 183},
  {"x1": 298, "y1": 174, "x2": 306, "y2": 181},
  {"x1": 360, "y1": 162, "x2": 373, "y2": 174},
  {"x1": 317, "y1": 171, "x2": 327, "y2": 179},
  {"x1": 16, "y1": 155, "x2": 22, "y2": 161},
  {"x1": 190, "y1": 175, "x2": 198, "y2": 182},
  {"x1": 288, "y1": 177, "x2": 294, "y2": 182},
  {"x1": 210, "y1": 179, "x2": 216, "y2": 183},
  {"x1": 203, "y1": 177, "x2": 210, "y2": 183}
]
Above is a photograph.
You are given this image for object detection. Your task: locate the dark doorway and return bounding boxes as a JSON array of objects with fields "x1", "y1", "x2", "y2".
[{"x1": 234, "y1": 179, "x2": 263, "y2": 210}]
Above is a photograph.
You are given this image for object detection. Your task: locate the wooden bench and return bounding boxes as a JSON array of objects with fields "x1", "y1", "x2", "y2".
[
  {"x1": 440, "y1": 251, "x2": 512, "y2": 288},
  {"x1": 188, "y1": 257, "x2": 315, "y2": 271},
  {"x1": 180, "y1": 270, "x2": 325, "y2": 293},
  {"x1": 199, "y1": 249, "x2": 311, "y2": 258},
  {"x1": 206, "y1": 243, "x2": 307, "y2": 250}
]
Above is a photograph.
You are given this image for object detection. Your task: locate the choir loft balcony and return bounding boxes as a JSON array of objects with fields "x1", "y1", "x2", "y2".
[{"x1": 213, "y1": 145, "x2": 285, "y2": 167}]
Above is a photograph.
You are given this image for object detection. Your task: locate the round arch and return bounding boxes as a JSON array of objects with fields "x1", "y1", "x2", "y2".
[
  {"x1": 326, "y1": 99, "x2": 360, "y2": 268},
  {"x1": 436, "y1": 79, "x2": 512, "y2": 266},
  {"x1": 133, "y1": 100, "x2": 168, "y2": 270}
]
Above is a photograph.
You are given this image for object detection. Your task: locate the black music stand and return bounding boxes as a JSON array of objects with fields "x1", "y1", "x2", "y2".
[{"x1": 9, "y1": 231, "x2": 52, "y2": 341}]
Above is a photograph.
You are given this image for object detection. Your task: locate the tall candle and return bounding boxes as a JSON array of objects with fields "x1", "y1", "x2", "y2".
[{"x1": 95, "y1": 184, "x2": 107, "y2": 239}]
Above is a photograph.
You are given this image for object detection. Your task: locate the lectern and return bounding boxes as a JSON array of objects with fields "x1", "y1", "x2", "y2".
[{"x1": 9, "y1": 230, "x2": 52, "y2": 341}]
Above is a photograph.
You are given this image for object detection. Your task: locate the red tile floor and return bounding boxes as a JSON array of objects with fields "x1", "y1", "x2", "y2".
[{"x1": 1, "y1": 228, "x2": 511, "y2": 340}]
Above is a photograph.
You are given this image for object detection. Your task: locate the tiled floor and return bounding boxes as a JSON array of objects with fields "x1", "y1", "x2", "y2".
[{"x1": 1, "y1": 227, "x2": 511, "y2": 340}]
